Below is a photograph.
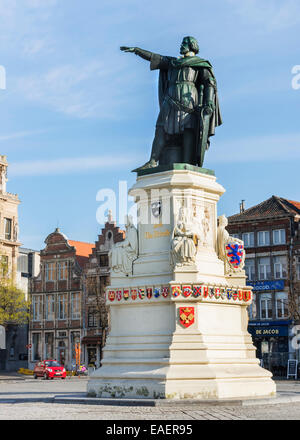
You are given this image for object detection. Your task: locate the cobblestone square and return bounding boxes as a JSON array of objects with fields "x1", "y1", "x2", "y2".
[{"x1": 1, "y1": 376, "x2": 300, "y2": 421}]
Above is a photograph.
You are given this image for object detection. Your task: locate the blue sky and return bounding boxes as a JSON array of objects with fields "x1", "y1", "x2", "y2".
[{"x1": 0, "y1": 0, "x2": 299, "y2": 250}]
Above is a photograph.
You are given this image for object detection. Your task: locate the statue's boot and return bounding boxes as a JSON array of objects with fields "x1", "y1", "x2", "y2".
[{"x1": 132, "y1": 159, "x2": 158, "y2": 172}]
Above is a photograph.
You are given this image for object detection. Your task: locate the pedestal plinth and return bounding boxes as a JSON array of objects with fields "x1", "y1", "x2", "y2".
[{"x1": 87, "y1": 165, "x2": 276, "y2": 400}]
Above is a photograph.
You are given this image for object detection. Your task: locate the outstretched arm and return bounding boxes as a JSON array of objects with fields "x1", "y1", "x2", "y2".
[{"x1": 120, "y1": 46, "x2": 153, "y2": 61}]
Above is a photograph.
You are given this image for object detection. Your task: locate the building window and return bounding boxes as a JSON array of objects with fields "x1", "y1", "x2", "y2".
[
  {"x1": 245, "y1": 258, "x2": 255, "y2": 281},
  {"x1": 58, "y1": 261, "x2": 68, "y2": 280},
  {"x1": 32, "y1": 333, "x2": 41, "y2": 361},
  {"x1": 88, "y1": 308, "x2": 97, "y2": 327},
  {"x1": 257, "y1": 231, "x2": 270, "y2": 246},
  {"x1": 242, "y1": 232, "x2": 254, "y2": 248},
  {"x1": 273, "y1": 255, "x2": 287, "y2": 279},
  {"x1": 87, "y1": 276, "x2": 97, "y2": 296},
  {"x1": 248, "y1": 293, "x2": 257, "y2": 319},
  {"x1": 45, "y1": 295, "x2": 55, "y2": 321},
  {"x1": 45, "y1": 333, "x2": 54, "y2": 359},
  {"x1": 99, "y1": 254, "x2": 109, "y2": 266},
  {"x1": 100, "y1": 276, "x2": 108, "y2": 294},
  {"x1": 273, "y1": 229, "x2": 286, "y2": 245},
  {"x1": 57, "y1": 293, "x2": 67, "y2": 320},
  {"x1": 32, "y1": 295, "x2": 43, "y2": 321},
  {"x1": 71, "y1": 293, "x2": 80, "y2": 320},
  {"x1": 258, "y1": 257, "x2": 271, "y2": 280},
  {"x1": 231, "y1": 233, "x2": 240, "y2": 239},
  {"x1": 45, "y1": 262, "x2": 56, "y2": 281},
  {"x1": 4, "y1": 218, "x2": 12, "y2": 240},
  {"x1": 275, "y1": 292, "x2": 288, "y2": 319},
  {"x1": 260, "y1": 293, "x2": 272, "y2": 319}
]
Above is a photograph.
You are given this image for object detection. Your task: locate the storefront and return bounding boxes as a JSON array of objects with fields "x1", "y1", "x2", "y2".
[
  {"x1": 248, "y1": 320, "x2": 292, "y2": 376},
  {"x1": 81, "y1": 336, "x2": 102, "y2": 368}
]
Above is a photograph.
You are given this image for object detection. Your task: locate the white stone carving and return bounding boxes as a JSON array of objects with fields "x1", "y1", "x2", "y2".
[
  {"x1": 171, "y1": 206, "x2": 199, "y2": 267},
  {"x1": 217, "y1": 214, "x2": 245, "y2": 274},
  {"x1": 109, "y1": 215, "x2": 138, "y2": 276}
]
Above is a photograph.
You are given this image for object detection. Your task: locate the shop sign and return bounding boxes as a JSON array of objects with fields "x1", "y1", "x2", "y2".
[
  {"x1": 248, "y1": 321, "x2": 289, "y2": 337},
  {"x1": 246, "y1": 280, "x2": 284, "y2": 291}
]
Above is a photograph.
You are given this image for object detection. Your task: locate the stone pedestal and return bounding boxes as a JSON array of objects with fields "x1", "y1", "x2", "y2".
[{"x1": 87, "y1": 165, "x2": 276, "y2": 400}]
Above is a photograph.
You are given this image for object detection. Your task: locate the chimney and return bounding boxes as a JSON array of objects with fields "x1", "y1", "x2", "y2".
[{"x1": 240, "y1": 200, "x2": 245, "y2": 213}]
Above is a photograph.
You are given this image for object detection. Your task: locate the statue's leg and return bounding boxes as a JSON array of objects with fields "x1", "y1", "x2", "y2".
[
  {"x1": 132, "y1": 126, "x2": 165, "y2": 172},
  {"x1": 150, "y1": 126, "x2": 165, "y2": 161},
  {"x1": 183, "y1": 128, "x2": 195, "y2": 165}
]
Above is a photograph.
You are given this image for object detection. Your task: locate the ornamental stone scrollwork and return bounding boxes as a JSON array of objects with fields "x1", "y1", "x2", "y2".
[
  {"x1": 217, "y1": 214, "x2": 245, "y2": 274},
  {"x1": 109, "y1": 215, "x2": 138, "y2": 276},
  {"x1": 171, "y1": 206, "x2": 200, "y2": 268}
]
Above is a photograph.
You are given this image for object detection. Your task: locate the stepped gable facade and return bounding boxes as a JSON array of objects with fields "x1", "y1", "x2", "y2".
[
  {"x1": 29, "y1": 228, "x2": 93, "y2": 370},
  {"x1": 82, "y1": 218, "x2": 125, "y2": 367}
]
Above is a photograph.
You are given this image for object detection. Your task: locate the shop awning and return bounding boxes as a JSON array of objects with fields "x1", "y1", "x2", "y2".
[{"x1": 81, "y1": 336, "x2": 101, "y2": 345}]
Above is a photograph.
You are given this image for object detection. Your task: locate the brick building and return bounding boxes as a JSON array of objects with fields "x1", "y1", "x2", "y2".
[
  {"x1": 227, "y1": 195, "x2": 300, "y2": 375},
  {"x1": 82, "y1": 216, "x2": 125, "y2": 368},
  {"x1": 28, "y1": 228, "x2": 93, "y2": 370}
]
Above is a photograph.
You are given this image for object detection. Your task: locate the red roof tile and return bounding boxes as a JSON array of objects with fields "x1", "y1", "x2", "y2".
[
  {"x1": 68, "y1": 240, "x2": 94, "y2": 268},
  {"x1": 286, "y1": 199, "x2": 300, "y2": 211},
  {"x1": 68, "y1": 240, "x2": 94, "y2": 257}
]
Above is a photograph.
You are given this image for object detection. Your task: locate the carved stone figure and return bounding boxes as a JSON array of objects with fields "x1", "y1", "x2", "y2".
[
  {"x1": 201, "y1": 207, "x2": 211, "y2": 247},
  {"x1": 0, "y1": 164, "x2": 7, "y2": 193},
  {"x1": 13, "y1": 217, "x2": 19, "y2": 242},
  {"x1": 120, "y1": 36, "x2": 222, "y2": 171},
  {"x1": 109, "y1": 215, "x2": 138, "y2": 276},
  {"x1": 171, "y1": 207, "x2": 199, "y2": 267},
  {"x1": 217, "y1": 215, "x2": 245, "y2": 274}
]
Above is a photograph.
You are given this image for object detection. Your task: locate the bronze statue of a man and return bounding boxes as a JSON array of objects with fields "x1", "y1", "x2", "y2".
[{"x1": 120, "y1": 37, "x2": 222, "y2": 171}]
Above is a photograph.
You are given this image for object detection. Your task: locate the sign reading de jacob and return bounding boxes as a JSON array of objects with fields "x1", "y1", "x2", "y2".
[{"x1": 248, "y1": 322, "x2": 289, "y2": 337}]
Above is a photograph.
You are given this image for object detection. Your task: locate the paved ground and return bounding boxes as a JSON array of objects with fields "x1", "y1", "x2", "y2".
[{"x1": 1, "y1": 374, "x2": 300, "y2": 420}]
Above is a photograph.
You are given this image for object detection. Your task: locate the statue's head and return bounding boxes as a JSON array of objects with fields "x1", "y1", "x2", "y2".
[
  {"x1": 125, "y1": 214, "x2": 133, "y2": 227},
  {"x1": 218, "y1": 215, "x2": 228, "y2": 227},
  {"x1": 180, "y1": 36, "x2": 199, "y2": 55}
]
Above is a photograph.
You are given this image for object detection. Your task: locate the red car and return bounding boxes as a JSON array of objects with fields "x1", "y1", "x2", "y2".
[{"x1": 33, "y1": 360, "x2": 66, "y2": 380}]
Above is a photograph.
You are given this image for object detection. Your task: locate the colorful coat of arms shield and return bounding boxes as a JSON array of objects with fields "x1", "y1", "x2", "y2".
[
  {"x1": 179, "y1": 307, "x2": 195, "y2": 328},
  {"x1": 182, "y1": 285, "x2": 192, "y2": 298},
  {"x1": 193, "y1": 285, "x2": 202, "y2": 298},
  {"x1": 162, "y1": 286, "x2": 169, "y2": 298},
  {"x1": 108, "y1": 290, "x2": 115, "y2": 302},
  {"x1": 154, "y1": 287, "x2": 160, "y2": 298},
  {"x1": 138, "y1": 288, "x2": 145, "y2": 300},
  {"x1": 172, "y1": 285, "x2": 181, "y2": 297},
  {"x1": 131, "y1": 289, "x2": 137, "y2": 300},
  {"x1": 146, "y1": 287, "x2": 153, "y2": 299},
  {"x1": 225, "y1": 241, "x2": 245, "y2": 270}
]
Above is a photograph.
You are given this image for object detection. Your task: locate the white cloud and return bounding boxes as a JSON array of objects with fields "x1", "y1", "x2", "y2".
[
  {"x1": 0, "y1": 129, "x2": 46, "y2": 142},
  {"x1": 16, "y1": 58, "x2": 149, "y2": 119},
  {"x1": 227, "y1": 0, "x2": 300, "y2": 32},
  {"x1": 22, "y1": 39, "x2": 48, "y2": 56},
  {"x1": 9, "y1": 154, "x2": 145, "y2": 177},
  {"x1": 208, "y1": 132, "x2": 300, "y2": 163}
]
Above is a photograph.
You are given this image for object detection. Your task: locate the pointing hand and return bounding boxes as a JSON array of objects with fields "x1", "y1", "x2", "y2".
[{"x1": 120, "y1": 46, "x2": 136, "y2": 53}]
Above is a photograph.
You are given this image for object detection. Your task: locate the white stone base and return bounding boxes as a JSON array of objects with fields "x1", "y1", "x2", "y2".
[{"x1": 87, "y1": 167, "x2": 276, "y2": 400}]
